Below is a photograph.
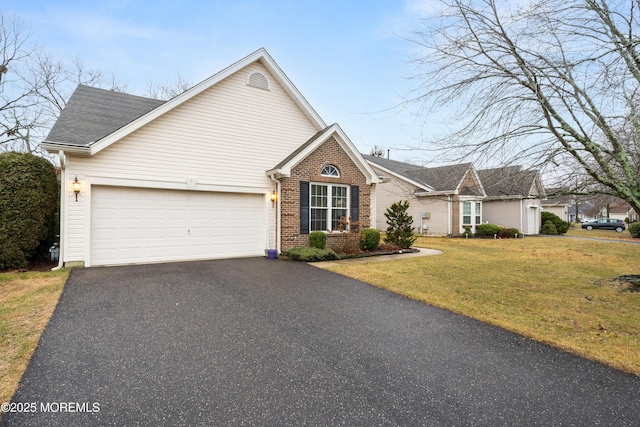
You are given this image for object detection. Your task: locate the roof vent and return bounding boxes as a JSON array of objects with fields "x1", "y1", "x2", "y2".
[{"x1": 247, "y1": 71, "x2": 270, "y2": 90}]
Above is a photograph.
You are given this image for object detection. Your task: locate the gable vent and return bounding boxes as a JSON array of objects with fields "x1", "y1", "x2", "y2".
[{"x1": 247, "y1": 71, "x2": 270, "y2": 90}]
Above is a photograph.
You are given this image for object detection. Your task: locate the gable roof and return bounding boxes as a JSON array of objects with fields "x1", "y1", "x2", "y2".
[
  {"x1": 42, "y1": 48, "x2": 326, "y2": 156},
  {"x1": 44, "y1": 85, "x2": 165, "y2": 148},
  {"x1": 268, "y1": 124, "x2": 381, "y2": 185},
  {"x1": 477, "y1": 166, "x2": 545, "y2": 199},
  {"x1": 363, "y1": 155, "x2": 483, "y2": 195}
]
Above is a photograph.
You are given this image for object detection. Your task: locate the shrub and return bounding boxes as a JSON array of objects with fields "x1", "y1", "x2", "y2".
[
  {"x1": 309, "y1": 231, "x2": 326, "y2": 249},
  {"x1": 498, "y1": 228, "x2": 515, "y2": 238},
  {"x1": 286, "y1": 246, "x2": 339, "y2": 262},
  {"x1": 541, "y1": 211, "x2": 569, "y2": 234},
  {"x1": 475, "y1": 223, "x2": 501, "y2": 238},
  {"x1": 541, "y1": 220, "x2": 559, "y2": 235},
  {"x1": 0, "y1": 152, "x2": 58, "y2": 270},
  {"x1": 360, "y1": 228, "x2": 380, "y2": 251},
  {"x1": 629, "y1": 222, "x2": 640, "y2": 238},
  {"x1": 508, "y1": 228, "x2": 520, "y2": 236},
  {"x1": 384, "y1": 200, "x2": 417, "y2": 249}
]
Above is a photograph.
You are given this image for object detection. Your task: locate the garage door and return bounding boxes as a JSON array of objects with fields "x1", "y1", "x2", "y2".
[{"x1": 91, "y1": 186, "x2": 265, "y2": 266}]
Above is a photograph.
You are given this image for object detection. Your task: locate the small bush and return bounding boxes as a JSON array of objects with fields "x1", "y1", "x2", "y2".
[
  {"x1": 360, "y1": 228, "x2": 381, "y2": 251},
  {"x1": 541, "y1": 211, "x2": 569, "y2": 234},
  {"x1": 629, "y1": 222, "x2": 640, "y2": 238},
  {"x1": 508, "y1": 228, "x2": 520, "y2": 236},
  {"x1": 309, "y1": 231, "x2": 326, "y2": 249},
  {"x1": 498, "y1": 228, "x2": 515, "y2": 239},
  {"x1": 286, "y1": 246, "x2": 339, "y2": 262},
  {"x1": 541, "y1": 220, "x2": 558, "y2": 235},
  {"x1": 475, "y1": 223, "x2": 501, "y2": 238}
]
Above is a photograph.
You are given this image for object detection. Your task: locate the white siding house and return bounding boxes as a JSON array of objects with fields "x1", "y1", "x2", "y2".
[{"x1": 43, "y1": 49, "x2": 379, "y2": 267}]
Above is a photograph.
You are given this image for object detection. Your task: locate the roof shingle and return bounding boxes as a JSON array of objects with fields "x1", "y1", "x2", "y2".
[{"x1": 44, "y1": 85, "x2": 165, "y2": 147}]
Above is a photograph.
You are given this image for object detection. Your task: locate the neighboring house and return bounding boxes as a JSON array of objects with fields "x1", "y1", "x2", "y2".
[
  {"x1": 476, "y1": 166, "x2": 546, "y2": 235},
  {"x1": 42, "y1": 48, "x2": 380, "y2": 267},
  {"x1": 363, "y1": 155, "x2": 486, "y2": 235},
  {"x1": 607, "y1": 201, "x2": 633, "y2": 221},
  {"x1": 541, "y1": 188, "x2": 571, "y2": 222}
]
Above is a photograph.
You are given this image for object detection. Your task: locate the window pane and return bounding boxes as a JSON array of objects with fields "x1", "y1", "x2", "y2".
[
  {"x1": 310, "y1": 208, "x2": 327, "y2": 231},
  {"x1": 463, "y1": 201, "x2": 471, "y2": 225},
  {"x1": 463, "y1": 201, "x2": 471, "y2": 215},
  {"x1": 332, "y1": 209, "x2": 348, "y2": 230},
  {"x1": 311, "y1": 184, "x2": 327, "y2": 208},
  {"x1": 475, "y1": 203, "x2": 481, "y2": 224},
  {"x1": 321, "y1": 165, "x2": 339, "y2": 177},
  {"x1": 332, "y1": 186, "x2": 347, "y2": 208}
]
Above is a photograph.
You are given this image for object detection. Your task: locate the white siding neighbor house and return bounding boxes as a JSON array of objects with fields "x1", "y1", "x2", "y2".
[
  {"x1": 43, "y1": 49, "x2": 380, "y2": 267},
  {"x1": 364, "y1": 155, "x2": 486, "y2": 236},
  {"x1": 477, "y1": 166, "x2": 546, "y2": 235}
]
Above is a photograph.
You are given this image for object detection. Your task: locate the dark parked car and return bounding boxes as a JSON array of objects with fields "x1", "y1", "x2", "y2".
[{"x1": 581, "y1": 218, "x2": 627, "y2": 232}]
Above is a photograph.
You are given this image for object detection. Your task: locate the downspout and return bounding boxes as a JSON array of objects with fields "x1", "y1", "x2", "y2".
[
  {"x1": 447, "y1": 195, "x2": 452, "y2": 235},
  {"x1": 52, "y1": 150, "x2": 66, "y2": 271},
  {"x1": 269, "y1": 174, "x2": 281, "y2": 253}
]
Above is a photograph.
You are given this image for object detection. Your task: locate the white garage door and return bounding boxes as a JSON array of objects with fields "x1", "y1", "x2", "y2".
[{"x1": 91, "y1": 186, "x2": 265, "y2": 266}]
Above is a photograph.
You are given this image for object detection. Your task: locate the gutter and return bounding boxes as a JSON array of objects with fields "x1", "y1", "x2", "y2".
[{"x1": 41, "y1": 142, "x2": 91, "y2": 156}]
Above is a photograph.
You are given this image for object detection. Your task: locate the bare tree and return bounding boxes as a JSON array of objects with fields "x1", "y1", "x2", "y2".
[
  {"x1": 1, "y1": 11, "x2": 127, "y2": 153},
  {"x1": 406, "y1": 0, "x2": 640, "y2": 215},
  {"x1": 0, "y1": 12, "x2": 40, "y2": 152},
  {"x1": 146, "y1": 73, "x2": 191, "y2": 100},
  {"x1": 369, "y1": 145, "x2": 386, "y2": 157}
]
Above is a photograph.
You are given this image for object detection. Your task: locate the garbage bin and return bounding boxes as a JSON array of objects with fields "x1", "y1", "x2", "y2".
[{"x1": 267, "y1": 249, "x2": 277, "y2": 260}]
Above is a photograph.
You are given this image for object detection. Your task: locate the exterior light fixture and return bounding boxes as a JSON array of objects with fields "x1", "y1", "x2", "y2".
[
  {"x1": 72, "y1": 176, "x2": 81, "y2": 202},
  {"x1": 270, "y1": 190, "x2": 278, "y2": 206}
]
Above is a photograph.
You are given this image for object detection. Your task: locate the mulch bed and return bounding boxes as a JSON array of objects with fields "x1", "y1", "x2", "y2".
[{"x1": 335, "y1": 244, "x2": 418, "y2": 260}]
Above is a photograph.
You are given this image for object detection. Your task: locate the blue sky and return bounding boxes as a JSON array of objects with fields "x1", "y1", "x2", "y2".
[{"x1": 3, "y1": 0, "x2": 442, "y2": 163}]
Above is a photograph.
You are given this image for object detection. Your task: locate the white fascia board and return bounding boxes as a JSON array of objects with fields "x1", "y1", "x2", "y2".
[
  {"x1": 89, "y1": 48, "x2": 326, "y2": 156},
  {"x1": 41, "y1": 142, "x2": 90, "y2": 156},
  {"x1": 415, "y1": 190, "x2": 455, "y2": 197},
  {"x1": 367, "y1": 161, "x2": 432, "y2": 192}
]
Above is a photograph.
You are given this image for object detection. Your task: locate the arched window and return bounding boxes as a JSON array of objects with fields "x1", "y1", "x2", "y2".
[{"x1": 321, "y1": 165, "x2": 339, "y2": 177}]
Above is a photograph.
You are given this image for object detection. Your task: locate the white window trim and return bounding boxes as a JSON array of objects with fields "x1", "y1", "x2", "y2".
[
  {"x1": 461, "y1": 200, "x2": 482, "y2": 233},
  {"x1": 310, "y1": 182, "x2": 350, "y2": 233}
]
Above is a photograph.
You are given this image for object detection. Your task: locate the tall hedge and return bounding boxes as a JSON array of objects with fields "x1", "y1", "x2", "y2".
[{"x1": 0, "y1": 152, "x2": 59, "y2": 269}]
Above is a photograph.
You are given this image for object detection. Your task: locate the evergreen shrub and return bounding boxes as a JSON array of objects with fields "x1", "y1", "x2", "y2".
[{"x1": 360, "y1": 228, "x2": 380, "y2": 251}]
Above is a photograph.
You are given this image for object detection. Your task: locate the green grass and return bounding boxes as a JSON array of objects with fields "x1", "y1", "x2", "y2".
[
  {"x1": 0, "y1": 269, "x2": 69, "y2": 404},
  {"x1": 566, "y1": 226, "x2": 637, "y2": 240},
  {"x1": 326, "y1": 236, "x2": 640, "y2": 375}
]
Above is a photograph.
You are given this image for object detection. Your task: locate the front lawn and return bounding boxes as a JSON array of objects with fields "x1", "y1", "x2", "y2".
[
  {"x1": 0, "y1": 269, "x2": 69, "y2": 404},
  {"x1": 566, "y1": 227, "x2": 637, "y2": 240},
  {"x1": 326, "y1": 236, "x2": 640, "y2": 375}
]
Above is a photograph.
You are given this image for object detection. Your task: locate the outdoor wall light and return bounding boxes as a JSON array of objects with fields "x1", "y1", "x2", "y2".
[
  {"x1": 72, "y1": 176, "x2": 81, "y2": 202},
  {"x1": 271, "y1": 190, "x2": 278, "y2": 206}
]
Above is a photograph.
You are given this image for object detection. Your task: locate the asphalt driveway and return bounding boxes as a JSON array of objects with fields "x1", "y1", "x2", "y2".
[{"x1": 3, "y1": 257, "x2": 640, "y2": 426}]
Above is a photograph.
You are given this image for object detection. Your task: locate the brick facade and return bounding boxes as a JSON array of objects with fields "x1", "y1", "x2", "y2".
[{"x1": 279, "y1": 136, "x2": 371, "y2": 252}]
